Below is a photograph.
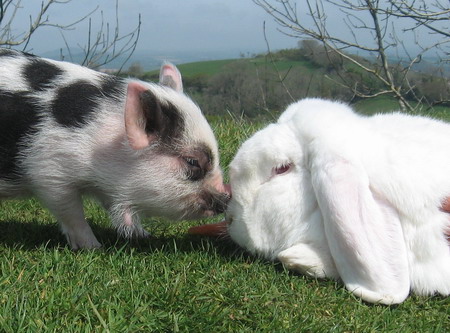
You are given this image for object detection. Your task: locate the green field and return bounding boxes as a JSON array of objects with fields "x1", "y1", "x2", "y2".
[
  {"x1": 1, "y1": 54, "x2": 449, "y2": 332},
  {"x1": 175, "y1": 57, "x2": 318, "y2": 77},
  {"x1": 153, "y1": 56, "x2": 450, "y2": 120},
  {"x1": 1, "y1": 117, "x2": 449, "y2": 332},
  {"x1": 176, "y1": 59, "x2": 237, "y2": 77},
  {"x1": 147, "y1": 56, "x2": 317, "y2": 79},
  {"x1": 177, "y1": 57, "x2": 318, "y2": 76}
]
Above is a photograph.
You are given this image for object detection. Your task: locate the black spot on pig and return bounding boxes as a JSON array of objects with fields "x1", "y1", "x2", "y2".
[
  {"x1": 24, "y1": 59, "x2": 64, "y2": 91},
  {"x1": 21, "y1": 51, "x2": 37, "y2": 58},
  {"x1": 0, "y1": 49, "x2": 35, "y2": 58},
  {"x1": 140, "y1": 90, "x2": 184, "y2": 145},
  {"x1": 52, "y1": 80, "x2": 102, "y2": 128},
  {"x1": 0, "y1": 49, "x2": 16, "y2": 58},
  {"x1": 0, "y1": 90, "x2": 41, "y2": 179},
  {"x1": 52, "y1": 78, "x2": 126, "y2": 128},
  {"x1": 100, "y1": 75, "x2": 126, "y2": 101}
]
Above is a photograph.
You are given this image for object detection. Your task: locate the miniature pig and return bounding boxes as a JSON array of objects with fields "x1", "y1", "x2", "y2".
[{"x1": 0, "y1": 48, "x2": 229, "y2": 249}]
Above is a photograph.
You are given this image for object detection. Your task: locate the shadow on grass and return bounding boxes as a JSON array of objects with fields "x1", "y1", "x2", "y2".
[
  {"x1": 0, "y1": 218, "x2": 346, "y2": 298},
  {"x1": 0, "y1": 218, "x2": 252, "y2": 263},
  {"x1": 0, "y1": 219, "x2": 66, "y2": 249}
]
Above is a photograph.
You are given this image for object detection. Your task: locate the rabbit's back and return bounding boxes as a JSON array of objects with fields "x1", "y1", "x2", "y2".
[{"x1": 289, "y1": 102, "x2": 450, "y2": 296}]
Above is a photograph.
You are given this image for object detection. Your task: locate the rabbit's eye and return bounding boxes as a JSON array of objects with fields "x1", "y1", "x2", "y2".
[{"x1": 274, "y1": 164, "x2": 291, "y2": 175}]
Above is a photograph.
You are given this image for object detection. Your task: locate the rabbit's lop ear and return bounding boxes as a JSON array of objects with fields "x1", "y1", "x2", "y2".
[
  {"x1": 278, "y1": 243, "x2": 339, "y2": 279},
  {"x1": 311, "y1": 152, "x2": 410, "y2": 304}
]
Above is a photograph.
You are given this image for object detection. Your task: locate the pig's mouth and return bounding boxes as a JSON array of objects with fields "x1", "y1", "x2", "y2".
[{"x1": 198, "y1": 190, "x2": 231, "y2": 217}]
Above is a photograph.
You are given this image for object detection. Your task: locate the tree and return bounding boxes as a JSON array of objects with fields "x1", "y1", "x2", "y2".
[
  {"x1": 298, "y1": 39, "x2": 344, "y2": 71},
  {"x1": 127, "y1": 61, "x2": 143, "y2": 77},
  {"x1": 254, "y1": 0, "x2": 450, "y2": 111},
  {"x1": 0, "y1": 0, "x2": 140, "y2": 70}
]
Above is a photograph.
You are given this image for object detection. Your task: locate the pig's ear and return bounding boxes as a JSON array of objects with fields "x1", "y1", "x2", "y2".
[
  {"x1": 124, "y1": 81, "x2": 183, "y2": 150},
  {"x1": 159, "y1": 62, "x2": 183, "y2": 93},
  {"x1": 125, "y1": 81, "x2": 152, "y2": 150}
]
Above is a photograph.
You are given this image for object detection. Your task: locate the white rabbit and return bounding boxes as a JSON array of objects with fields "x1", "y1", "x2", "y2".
[{"x1": 226, "y1": 98, "x2": 450, "y2": 304}]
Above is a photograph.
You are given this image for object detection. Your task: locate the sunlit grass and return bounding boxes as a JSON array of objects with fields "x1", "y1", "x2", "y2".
[{"x1": 1, "y1": 116, "x2": 449, "y2": 332}]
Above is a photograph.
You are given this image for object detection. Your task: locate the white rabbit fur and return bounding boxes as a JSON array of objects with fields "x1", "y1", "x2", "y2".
[{"x1": 226, "y1": 98, "x2": 450, "y2": 304}]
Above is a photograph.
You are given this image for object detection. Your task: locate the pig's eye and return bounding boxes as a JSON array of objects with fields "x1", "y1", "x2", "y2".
[
  {"x1": 274, "y1": 163, "x2": 292, "y2": 175},
  {"x1": 185, "y1": 158, "x2": 200, "y2": 168},
  {"x1": 184, "y1": 157, "x2": 205, "y2": 181}
]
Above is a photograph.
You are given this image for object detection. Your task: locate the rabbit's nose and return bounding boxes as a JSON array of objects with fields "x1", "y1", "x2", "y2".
[{"x1": 441, "y1": 197, "x2": 450, "y2": 213}]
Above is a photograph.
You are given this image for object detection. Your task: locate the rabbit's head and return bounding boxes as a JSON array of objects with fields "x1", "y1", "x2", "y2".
[{"x1": 226, "y1": 119, "x2": 338, "y2": 278}]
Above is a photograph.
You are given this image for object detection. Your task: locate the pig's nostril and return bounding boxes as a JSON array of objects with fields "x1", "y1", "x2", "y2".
[
  {"x1": 223, "y1": 184, "x2": 232, "y2": 198},
  {"x1": 214, "y1": 193, "x2": 230, "y2": 214},
  {"x1": 215, "y1": 202, "x2": 226, "y2": 214},
  {"x1": 224, "y1": 193, "x2": 231, "y2": 203},
  {"x1": 202, "y1": 188, "x2": 231, "y2": 215}
]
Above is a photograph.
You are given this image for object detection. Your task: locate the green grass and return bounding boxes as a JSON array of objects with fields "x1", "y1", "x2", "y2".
[
  {"x1": 1, "y1": 117, "x2": 449, "y2": 332},
  {"x1": 353, "y1": 95, "x2": 450, "y2": 119},
  {"x1": 148, "y1": 57, "x2": 317, "y2": 80},
  {"x1": 176, "y1": 59, "x2": 237, "y2": 77},
  {"x1": 248, "y1": 56, "x2": 319, "y2": 73},
  {"x1": 145, "y1": 59, "x2": 237, "y2": 79}
]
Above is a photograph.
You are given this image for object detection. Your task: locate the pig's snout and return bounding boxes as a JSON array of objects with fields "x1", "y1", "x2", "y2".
[
  {"x1": 216, "y1": 184, "x2": 232, "y2": 213},
  {"x1": 202, "y1": 185, "x2": 231, "y2": 216},
  {"x1": 223, "y1": 184, "x2": 232, "y2": 198},
  {"x1": 213, "y1": 191, "x2": 231, "y2": 214}
]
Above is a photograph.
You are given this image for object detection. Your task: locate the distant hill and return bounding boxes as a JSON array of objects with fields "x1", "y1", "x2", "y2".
[
  {"x1": 146, "y1": 56, "x2": 318, "y2": 78},
  {"x1": 138, "y1": 49, "x2": 450, "y2": 118},
  {"x1": 40, "y1": 48, "x2": 249, "y2": 71}
]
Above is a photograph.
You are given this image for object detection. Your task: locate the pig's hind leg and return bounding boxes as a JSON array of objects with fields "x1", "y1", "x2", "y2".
[{"x1": 37, "y1": 189, "x2": 101, "y2": 250}]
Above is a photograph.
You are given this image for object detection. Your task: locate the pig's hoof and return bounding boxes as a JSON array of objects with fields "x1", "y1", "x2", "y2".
[
  {"x1": 137, "y1": 228, "x2": 150, "y2": 238},
  {"x1": 67, "y1": 235, "x2": 102, "y2": 250},
  {"x1": 117, "y1": 225, "x2": 150, "y2": 239},
  {"x1": 129, "y1": 227, "x2": 150, "y2": 239}
]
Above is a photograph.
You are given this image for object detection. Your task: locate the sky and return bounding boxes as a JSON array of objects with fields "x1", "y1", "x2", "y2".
[
  {"x1": 5, "y1": 0, "x2": 447, "y2": 67},
  {"x1": 8, "y1": 0, "x2": 297, "y2": 58}
]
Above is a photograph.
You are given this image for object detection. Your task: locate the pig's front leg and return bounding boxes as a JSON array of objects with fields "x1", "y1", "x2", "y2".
[
  {"x1": 101, "y1": 200, "x2": 149, "y2": 239},
  {"x1": 119, "y1": 207, "x2": 150, "y2": 239},
  {"x1": 39, "y1": 191, "x2": 101, "y2": 250}
]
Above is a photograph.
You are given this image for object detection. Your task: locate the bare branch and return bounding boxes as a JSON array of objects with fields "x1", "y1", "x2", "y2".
[
  {"x1": 0, "y1": 0, "x2": 141, "y2": 70},
  {"x1": 254, "y1": 0, "x2": 450, "y2": 111},
  {"x1": 263, "y1": 20, "x2": 295, "y2": 103}
]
